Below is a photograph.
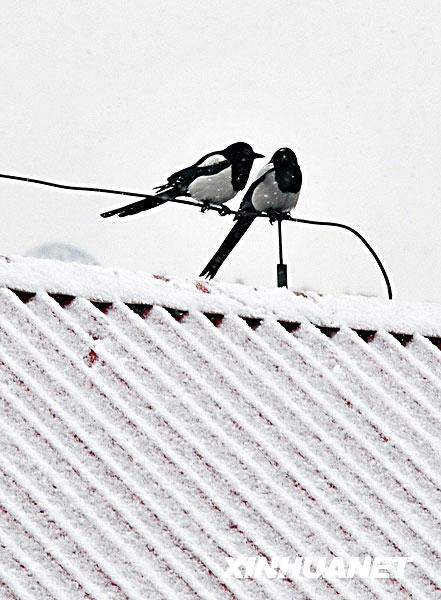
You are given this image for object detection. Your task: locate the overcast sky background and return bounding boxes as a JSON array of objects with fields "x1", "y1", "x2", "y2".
[{"x1": 1, "y1": 1, "x2": 440, "y2": 302}]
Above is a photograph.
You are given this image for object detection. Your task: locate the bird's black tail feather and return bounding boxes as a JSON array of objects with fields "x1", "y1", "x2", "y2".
[
  {"x1": 152, "y1": 183, "x2": 172, "y2": 193},
  {"x1": 100, "y1": 195, "x2": 168, "y2": 218},
  {"x1": 200, "y1": 215, "x2": 256, "y2": 279}
]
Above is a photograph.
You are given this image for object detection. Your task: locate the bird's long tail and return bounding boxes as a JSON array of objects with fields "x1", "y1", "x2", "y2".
[
  {"x1": 100, "y1": 194, "x2": 169, "y2": 218},
  {"x1": 200, "y1": 215, "x2": 256, "y2": 279}
]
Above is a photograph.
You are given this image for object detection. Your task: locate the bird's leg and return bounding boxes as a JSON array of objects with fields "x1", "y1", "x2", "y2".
[
  {"x1": 200, "y1": 200, "x2": 211, "y2": 213},
  {"x1": 267, "y1": 208, "x2": 286, "y2": 225},
  {"x1": 266, "y1": 208, "x2": 278, "y2": 225}
]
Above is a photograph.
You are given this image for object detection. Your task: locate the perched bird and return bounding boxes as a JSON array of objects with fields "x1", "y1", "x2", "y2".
[
  {"x1": 101, "y1": 142, "x2": 263, "y2": 218},
  {"x1": 200, "y1": 147, "x2": 302, "y2": 280}
]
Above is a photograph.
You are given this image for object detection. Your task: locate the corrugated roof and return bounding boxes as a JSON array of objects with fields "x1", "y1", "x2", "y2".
[{"x1": 0, "y1": 255, "x2": 440, "y2": 599}]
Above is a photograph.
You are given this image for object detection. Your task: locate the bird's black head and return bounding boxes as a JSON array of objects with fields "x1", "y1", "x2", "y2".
[
  {"x1": 271, "y1": 147, "x2": 302, "y2": 194},
  {"x1": 271, "y1": 147, "x2": 298, "y2": 167},
  {"x1": 222, "y1": 142, "x2": 264, "y2": 162},
  {"x1": 222, "y1": 142, "x2": 264, "y2": 192}
]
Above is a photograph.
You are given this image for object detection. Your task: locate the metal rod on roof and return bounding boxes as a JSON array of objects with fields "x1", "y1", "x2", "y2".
[
  {"x1": 277, "y1": 217, "x2": 288, "y2": 288},
  {"x1": 278, "y1": 218, "x2": 284, "y2": 264},
  {"x1": 0, "y1": 171, "x2": 393, "y2": 299}
]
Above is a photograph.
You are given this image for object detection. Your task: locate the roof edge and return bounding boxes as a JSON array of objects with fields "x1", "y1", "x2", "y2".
[{"x1": 1, "y1": 254, "x2": 441, "y2": 337}]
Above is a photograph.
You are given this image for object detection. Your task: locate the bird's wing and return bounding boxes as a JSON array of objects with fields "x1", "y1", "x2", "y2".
[
  {"x1": 275, "y1": 164, "x2": 302, "y2": 193},
  {"x1": 199, "y1": 171, "x2": 271, "y2": 279},
  {"x1": 235, "y1": 168, "x2": 274, "y2": 215},
  {"x1": 153, "y1": 153, "x2": 229, "y2": 195},
  {"x1": 195, "y1": 152, "x2": 228, "y2": 167}
]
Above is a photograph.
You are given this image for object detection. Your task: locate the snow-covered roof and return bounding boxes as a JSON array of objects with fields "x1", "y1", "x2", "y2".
[
  {"x1": 1, "y1": 254, "x2": 440, "y2": 599},
  {"x1": 3, "y1": 254, "x2": 441, "y2": 336}
]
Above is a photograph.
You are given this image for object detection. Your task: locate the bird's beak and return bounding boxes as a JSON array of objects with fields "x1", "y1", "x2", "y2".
[{"x1": 253, "y1": 152, "x2": 265, "y2": 158}]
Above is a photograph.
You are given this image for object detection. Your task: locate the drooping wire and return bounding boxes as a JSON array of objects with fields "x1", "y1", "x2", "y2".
[
  {"x1": 0, "y1": 171, "x2": 393, "y2": 299},
  {"x1": 286, "y1": 216, "x2": 393, "y2": 300},
  {"x1": 0, "y1": 171, "x2": 253, "y2": 216},
  {"x1": 0, "y1": 172, "x2": 220, "y2": 211}
]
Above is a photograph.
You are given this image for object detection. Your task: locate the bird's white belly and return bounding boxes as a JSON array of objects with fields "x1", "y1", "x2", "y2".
[
  {"x1": 188, "y1": 166, "x2": 236, "y2": 204},
  {"x1": 251, "y1": 174, "x2": 300, "y2": 212}
]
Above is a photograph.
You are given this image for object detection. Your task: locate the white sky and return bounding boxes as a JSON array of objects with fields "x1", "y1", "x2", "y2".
[{"x1": 1, "y1": 1, "x2": 440, "y2": 302}]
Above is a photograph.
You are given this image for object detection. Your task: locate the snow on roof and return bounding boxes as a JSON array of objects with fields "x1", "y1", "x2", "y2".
[
  {"x1": 2, "y1": 253, "x2": 441, "y2": 336},
  {"x1": 0, "y1": 254, "x2": 440, "y2": 599}
]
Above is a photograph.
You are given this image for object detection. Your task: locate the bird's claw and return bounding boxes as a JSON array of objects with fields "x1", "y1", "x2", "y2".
[
  {"x1": 266, "y1": 209, "x2": 284, "y2": 225},
  {"x1": 219, "y1": 205, "x2": 232, "y2": 216},
  {"x1": 200, "y1": 202, "x2": 232, "y2": 216},
  {"x1": 267, "y1": 210, "x2": 277, "y2": 225}
]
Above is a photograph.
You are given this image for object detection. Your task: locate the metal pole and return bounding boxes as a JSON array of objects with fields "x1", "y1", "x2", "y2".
[{"x1": 277, "y1": 217, "x2": 288, "y2": 288}]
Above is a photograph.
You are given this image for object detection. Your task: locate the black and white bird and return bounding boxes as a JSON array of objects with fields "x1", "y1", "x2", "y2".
[
  {"x1": 200, "y1": 147, "x2": 302, "y2": 279},
  {"x1": 101, "y1": 142, "x2": 263, "y2": 218}
]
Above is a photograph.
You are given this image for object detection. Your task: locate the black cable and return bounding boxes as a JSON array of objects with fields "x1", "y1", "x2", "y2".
[
  {"x1": 0, "y1": 172, "x2": 221, "y2": 212},
  {"x1": 0, "y1": 172, "x2": 147, "y2": 198},
  {"x1": 0, "y1": 171, "x2": 393, "y2": 299},
  {"x1": 286, "y1": 216, "x2": 393, "y2": 300}
]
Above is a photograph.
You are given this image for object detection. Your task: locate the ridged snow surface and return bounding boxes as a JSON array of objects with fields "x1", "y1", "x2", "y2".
[{"x1": 0, "y1": 255, "x2": 440, "y2": 599}]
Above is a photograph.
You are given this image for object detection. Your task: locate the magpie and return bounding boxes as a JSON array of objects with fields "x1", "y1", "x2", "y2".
[
  {"x1": 100, "y1": 142, "x2": 264, "y2": 218},
  {"x1": 200, "y1": 147, "x2": 302, "y2": 280}
]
